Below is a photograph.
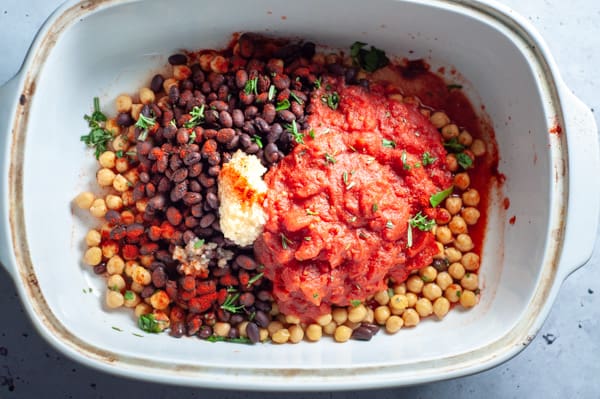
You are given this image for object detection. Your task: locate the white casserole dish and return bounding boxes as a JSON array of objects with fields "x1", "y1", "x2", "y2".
[{"x1": 0, "y1": 0, "x2": 598, "y2": 390}]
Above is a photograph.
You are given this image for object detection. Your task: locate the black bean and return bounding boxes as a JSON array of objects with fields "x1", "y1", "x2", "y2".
[
  {"x1": 254, "y1": 117, "x2": 270, "y2": 134},
  {"x1": 231, "y1": 109, "x2": 244, "y2": 128},
  {"x1": 290, "y1": 101, "x2": 304, "y2": 118},
  {"x1": 254, "y1": 300, "x2": 271, "y2": 312},
  {"x1": 327, "y1": 63, "x2": 345, "y2": 76},
  {"x1": 230, "y1": 314, "x2": 244, "y2": 326},
  {"x1": 228, "y1": 327, "x2": 240, "y2": 339},
  {"x1": 183, "y1": 192, "x2": 203, "y2": 206},
  {"x1": 199, "y1": 213, "x2": 216, "y2": 228},
  {"x1": 169, "y1": 321, "x2": 186, "y2": 338},
  {"x1": 236, "y1": 254, "x2": 257, "y2": 270},
  {"x1": 198, "y1": 325, "x2": 213, "y2": 339},
  {"x1": 226, "y1": 134, "x2": 240, "y2": 150},
  {"x1": 175, "y1": 128, "x2": 189, "y2": 144},
  {"x1": 147, "y1": 194, "x2": 166, "y2": 211},
  {"x1": 205, "y1": 191, "x2": 219, "y2": 209},
  {"x1": 278, "y1": 110, "x2": 296, "y2": 123},
  {"x1": 169, "y1": 85, "x2": 180, "y2": 103},
  {"x1": 104, "y1": 210, "x2": 121, "y2": 225},
  {"x1": 264, "y1": 143, "x2": 280, "y2": 163},
  {"x1": 257, "y1": 75, "x2": 271, "y2": 93},
  {"x1": 256, "y1": 290, "x2": 273, "y2": 302},
  {"x1": 207, "y1": 152, "x2": 221, "y2": 166},
  {"x1": 199, "y1": 173, "x2": 216, "y2": 188},
  {"x1": 239, "y1": 92, "x2": 255, "y2": 105},
  {"x1": 244, "y1": 105, "x2": 259, "y2": 119},
  {"x1": 116, "y1": 112, "x2": 134, "y2": 127},
  {"x1": 216, "y1": 128, "x2": 235, "y2": 144},
  {"x1": 359, "y1": 79, "x2": 370, "y2": 89},
  {"x1": 238, "y1": 34, "x2": 255, "y2": 58},
  {"x1": 168, "y1": 53, "x2": 187, "y2": 65},
  {"x1": 351, "y1": 325, "x2": 375, "y2": 341},
  {"x1": 150, "y1": 74, "x2": 165, "y2": 93},
  {"x1": 183, "y1": 151, "x2": 202, "y2": 166},
  {"x1": 191, "y1": 204, "x2": 204, "y2": 218},
  {"x1": 189, "y1": 179, "x2": 202, "y2": 193},
  {"x1": 171, "y1": 168, "x2": 188, "y2": 183},
  {"x1": 200, "y1": 81, "x2": 212, "y2": 95},
  {"x1": 204, "y1": 109, "x2": 219, "y2": 125},
  {"x1": 217, "y1": 309, "x2": 231, "y2": 323},
  {"x1": 219, "y1": 111, "x2": 233, "y2": 128},
  {"x1": 210, "y1": 100, "x2": 228, "y2": 112},
  {"x1": 156, "y1": 156, "x2": 168, "y2": 173},
  {"x1": 152, "y1": 267, "x2": 168, "y2": 288},
  {"x1": 208, "y1": 165, "x2": 221, "y2": 177},
  {"x1": 273, "y1": 74, "x2": 290, "y2": 90},
  {"x1": 217, "y1": 85, "x2": 229, "y2": 101},
  {"x1": 93, "y1": 263, "x2": 106, "y2": 275},
  {"x1": 157, "y1": 177, "x2": 171, "y2": 193},
  {"x1": 432, "y1": 258, "x2": 450, "y2": 272},
  {"x1": 246, "y1": 143, "x2": 260, "y2": 154},
  {"x1": 361, "y1": 323, "x2": 381, "y2": 335},
  {"x1": 170, "y1": 181, "x2": 187, "y2": 202},
  {"x1": 132, "y1": 183, "x2": 145, "y2": 202},
  {"x1": 235, "y1": 69, "x2": 248, "y2": 89},
  {"x1": 182, "y1": 229, "x2": 196, "y2": 243},
  {"x1": 301, "y1": 42, "x2": 316, "y2": 59},
  {"x1": 140, "y1": 286, "x2": 154, "y2": 299},
  {"x1": 267, "y1": 123, "x2": 283, "y2": 143},
  {"x1": 242, "y1": 121, "x2": 256, "y2": 136},
  {"x1": 262, "y1": 103, "x2": 276, "y2": 124},
  {"x1": 139, "y1": 171, "x2": 150, "y2": 183},
  {"x1": 246, "y1": 322, "x2": 260, "y2": 343},
  {"x1": 345, "y1": 67, "x2": 358, "y2": 84},
  {"x1": 254, "y1": 310, "x2": 270, "y2": 328}
]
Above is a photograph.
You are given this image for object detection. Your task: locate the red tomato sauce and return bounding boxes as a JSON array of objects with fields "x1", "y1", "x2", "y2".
[{"x1": 254, "y1": 80, "x2": 454, "y2": 322}]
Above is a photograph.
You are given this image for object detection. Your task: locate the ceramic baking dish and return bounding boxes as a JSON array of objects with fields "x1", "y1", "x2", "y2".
[{"x1": 0, "y1": 0, "x2": 598, "y2": 390}]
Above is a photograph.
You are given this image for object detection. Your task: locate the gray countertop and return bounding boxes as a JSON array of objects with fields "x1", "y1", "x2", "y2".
[{"x1": 1, "y1": 0, "x2": 599, "y2": 397}]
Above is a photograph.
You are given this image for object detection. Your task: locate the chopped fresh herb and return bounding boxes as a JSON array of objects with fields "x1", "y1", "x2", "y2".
[
  {"x1": 456, "y1": 152, "x2": 473, "y2": 169},
  {"x1": 348, "y1": 144, "x2": 357, "y2": 152},
  {"x1": 251, "y1": 135, "x2": 264, "y2": 149},
  {"x1": 314, "y1": 77, "x2": 322, "y2": 89},
  {"x1": 221, "y1": 293, "x2": 245, "y2": 314},
  {"x1": 387, "y1": 288, "x2": 395, "y2": 298},
  {"x1": 409, "y1": 212, "x2": 436, "y2": 231},
  {"x1": 125, "y1": 150, "x2": 137, "y2": 157},
  {"x1": 401, "y1": 150, "x2": 411, "y2": 170},
  {"x1": 358, "y1": 231, "x2": 367, "y2": 239},
  {"x1": 350, "y1": 41, "x2": 390, "y2": 73},
  {"x1": 194, "y1": 239, "x2": 205, "y2": 249},
  {"x1": 322, "y1": 92, "x2": 340, "y2": 110},
  {"x1": 309, "y1": 129, "x2": 315, "y2": 139},
  {"x1": 382, "y1": 138, "x2": 396, "y2": 148},
  {"x1": 350, "y1": 299, "x2": 362, "y2": 307},
  {"x1": 80, "y1": 97, "x2": 113, "y2": 159},
  {"x1": 268, "y1": 85, "x2": 276, "y2": 101},
  {"x1": 137, "y1": 129, "x2": 149, "y2": 141},
  {"x1": 345, "y1": 182, "x2": 356, "y2": 190},
  {"x1": 284, "y1": 120, "x2": 304, "y2": 144},
  {"x1": 306, "y1": 209, "x2": 319, "y2": 216},
  {"x1": 474, "y1": 288, "x2": 481, "y2": 295},
  {"x1": 447, "y1": 84, "x2": 463, "y2": 90},
  {"x1": 443, "y1": 137, "x2": 465, "y2": 153},
  {"x1": 343, "y1": 171, "x2": 349, "y2": 185},
  {"x1": 415, "y1": 162, "x2": 421, "y2": 168},
  {"x1": 386, "y1": 220, "x2": 394, "y2": 229},
  {"x1": 324, "y1": 153, "x2": 336, "y2": 164},
  {"x1": 290, "y1": 91, "x2": 304, "y2": 104},
  {"x1": 407, "y1": 223, "x2": 413, "y2": 248},
  {"x1": 326, "y1": 84, "x2": 332, "y2": 91},
  {"x1": 247, "y1": 272, "x2": 264, "y2": 287},
  {"x1": 281, "y1": 233, "x2": 293, "y2": 249},
  {"x1": 304, "y1": 236, "x2": 312, "y2": 241},
  {"x1": 456, "y1": 290, "x2": 462, "y2": 297},
  {"x1": 112, "y1": 326, "x2": 123, "y2": 332},
  {"x1": 132, "y1": 333, "x2": 144, "y2": 337},
  {"x1": 430, "y1": 186, "x2": 454, "y2": 207},
  {"x1": 115, "y1": 150, "x2": 124, "y2": 158},
  {"x1": 226, "y1": 286, "x2": 238, "y2": 293},
  {"x1": 188, "y1": 131, "x2": 197, "y2": 144},
  {"x1": 206, "y1": 335, "x2": 252, "y2": 344},
  {"x1": 313, "y1": 293, "x2": 319, "y2": 298},
  {"x1": 244, "y1": 77, "x2": 258, "y2": 95},
  {"x1": 349, "y1": 215, "x2": 358, "y2": 223},
  {"x1": 275, "y1": 98, "x2": 291, "y2": 111},
  {"x1": 421, "y1": 275, "x2": 431, "y2": 282},
  {"x1": 422, "y1": 151, "x2": 437, "y2": 166},
  {"x1": 184, "y1": 104, "x2": 205, "y2": 128},
  {"x1": 124, "y1": 290, "x2": 135, "y2": 301},
  {"x1": 138, "y1": 314, "x2": 161, "y2": 333},
  {"x1": 372, "y1": 203, "x2": 379, "y2": 213},
  {"x1": 385, "y1": 111, "x2": 391, "y2": 118},
  {"x1": 135, "y1": 113, "x2": 156, "y2": 131}
]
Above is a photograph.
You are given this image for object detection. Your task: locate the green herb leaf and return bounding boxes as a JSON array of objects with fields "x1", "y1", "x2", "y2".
[
  {"x1": 343, "y1": 171, "x2": 349, "y2": 185},
  {"x1": 386, "y1": 220, "x2": 394, "y2": 229},
  {"x1": 281, "y1": 233, "x2": 292, "y2": 249},
  {"x1": 314, "y1": 77, "x2": 322, "y2": 89},
  {"x1": 322, "y1": 92, "x2": 340, "y2": 110},
  {"x1": 456, "y1": 152, "x2": 473, "y2": 169},
  {"x1": 350, "y1": 299, "x2": 362, "y2": 307},
  {"x1": 194, "y1": 239, "x2": 205, "y2": 249},
  {"x1": 313, "y1": 293, "x2": 319, "y2": 298},
  {"x1": 284, "y1": 120, "x2": 304, "y2": 144},
  {"x1": 112, "y1": 326, "x2": 123, "y2": 332},
  {"x1": 290, "y1": 91, "x2": 304, "y2": 104},
  {"x1": 184, "y1": 105, "x2": 205, "y2": 128},
  {"x1": 306, "y1": 209, "x2": 319, "y2": 216},
  {"x1": 188, "y1": 131, "x2": 197, "y2": 144},
  {"x1": 407, "y1": 223, "x2": 413, "y2": 248},
  {"x1": 221, "y1": 293, "x2": 245, "y2": 314},
  {"x1": 268, "y1": 85, "x2": 276, "y2": 101},
  {"x1": 401, "y1": 150, "x2": 411, "y2": 170},
  {"x1": 135, "y1": 113, "x2": 156, "y2": 131},
  {"x1": 304, "y1": 236, "x2": 312, "y2": 241},
  {"x1": 422, "y1": 151, "x2": 437, "y2": 166},
  {"x1": 309, "y1": 129, "x2": 315, "y2": 139},
  {"x1": 387, "y1": 288, "x2": 395, "y2": 298},
  {"x1": 275, "y1": 99, "x2": 291, "y2": 111},
  {"x1": 138, "y1": 314, "x2": 162, "y2": 333},
  {"x1": 443, "y1": 137, "x2": 465, "y2": 153},
  {"x1": 324, "y1": 153, "x2": 336, "y2": 164},
  {"x1": 80, "y1": 97, "x2": 113, "y2": 159},
  {"x1": 206, "y1": 335, "x2": 252, "y2": 344},
  {"x1": 350, "y1": 41, "x2": 390, "y2": 73},
  {"x1": 247, "y1": 272, "x2": 264, "y2": 287},
  {"x1": 244, "y1": 77, "x2": 258, "y2": 95},
  {"x1": 447, "y1": 84, "x2": 463, "y2": 90},
  {"x1": 372, "y1": 203, "x2": 379, "y2": 213},
  {"x1": 382, "y1": 139, "x2": 396, "y2": 148},
  {"x1": 251, "y1": 135, "x2": 264, "y2": 149},
  {"x1": 115, "y1": 150, "x2": 124, "y2": 158},
  {"x1": 409, "y1": 212, "x2": 436, "y2": 231},
  {"x1": 124, "y1": 290, "x2": 135, "y2": 301},
  {"x1": 430, "y1": 186, "x2": 454, "y2": 207}
]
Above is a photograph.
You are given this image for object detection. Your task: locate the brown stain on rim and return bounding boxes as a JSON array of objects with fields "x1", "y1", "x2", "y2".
[{"x1": 4, "y1": 0, "x2": 571, "y2": 388}]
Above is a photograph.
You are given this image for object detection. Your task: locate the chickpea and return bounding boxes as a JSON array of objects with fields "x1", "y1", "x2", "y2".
[
  {"x1": 323, "y1": 321, "x2": 337, "y2": 336},
  {"x1": 388, "y1": 93, "x2": 404, "y2": 103},
  {"x1": 209, "y1": 56, "x2": 228, "y2": 74},
  {"x1": 422, "y1": 283, "x2": 443, "y2": 301},
  {"x1": 436, "y1": 226, "x2": 453, "y2": 245},
  {"x1": 389, "y1": 294, "x2": 408, "y2": 312},
  {"x1": 312, "y1": 53, "x2": 325, "y2": 65},
  {"x1": 433, "y1": 297, "x2": 451, "y2": 319},
  {"x1": 458, "y1": 130, "x2": 473, "y2": 146},
  {"x1": 116, "y1": 94, "x2": 133, "y2": 113},
  {"x1": 406, "y1": 275, "x2": 424, "y2": 293},
  {"x1": 332, "y1": 307, "x2": 348, "y2": 325},
  {"x1": 74, "y1": 192, "x2": 95, "y2": 209},
  {"x1": 433, "y1": 241, "x2": 445, "y2": 259},
  {"x1": 96, "y1": 168, "x2": 116, "y2": 187},
  {"x1": 454, "y1": 234, "x2": 474, "y2": 252},
  {"x1": 441, "y1": 124, "x2": 459, "y2": 140},
  {"x1": 430, "y1": 111, "x2": 450, "y2": 129},
  {"x1": 98, "y1": 151, "x2": 116, "y2": 169},
  {"x1": 445, "y1": 196, "x2": 463, "y2": 215},
  {"x1": 393, "y1": 283, "x2": 407, "y2": 295},
  {"x1": 198, "y1": 53, "x2": 215, "y2": 71},
  {"x1": 132, "y1": 266, "x2": 152, "y2": 285},
  {"x1": 445, "y1": 284, "x2": 463, "y2": 303},
  {"x1": 315, "y1": 313, "x2": 332, "y2": 326},
  {"x1": 446, "y1": 153, "x2": 458, "y2": 172},
  {"x1": 374, "y1": 290, "x2": 390, "y2": 305},
  {"x1": 130, "y1": 281, "x2": 143, "y2": 294},
  {"x1": 460, "y1": 290, "x2": 477, "y2": 307},
  {"x1": 106, "y1": 290, "x2": 124, "y2": 309},
  {"x1": 267, "y1": 321, "x2": 284, "y2": 336},
  {"x1": 112, "y1": 174, "x2": 130, "y2": 192},
  {"x1": 121, "y1": 191, "x2": 134, "y2": 207},
  {"x1": 348, "y1": 304, "x2": 367, "y2": 323},
  {"x1": 106, "y1": 255, "x2": 125, "y2": 275},
  {"x1": 462, "y1": 207, "x2": 481, "y2": 225},
  {"x1": 334, "y1": 325, "x2": 353, "y2": 343},
  {"x1": 419, "y1": 266, "x2": 438, "y2": 283},
  {"x1": 105, "y1": 118, "x2": 120, "y2": 136},
  {"x1": 402, "y1": 309, "x2": 420, "y2": 327},
  {"x1": 325, "y1": 53, "x2": 339, "y2": 64},
  {"x1": 288, "y1": 325, "x2": 304, "y2": 343},
  {"x1": 461, "y1": 272, "x2": 479, "y2": 291},
  {"x1": 445, "y1": 247, "x2": 462, "y2": 263},
  {"x1": 259, "y1": 328, "x2": 269, "y2": 342},
  {"x1": 374, "y1": 306, "x2": 391, "y2": 325},
  {"x1": 213, "y1": 322, "x2": 231, "y2": 337},
  {"x1": 134, "y1": 302, "x2": 152, "y2": 317},
  {"x1": 436, "y1": 272, "x2": 453, "y2": 290},
  {"x1": 85, "y1": 229, "x2": 101, "y2": 247},
  {"x1": 305, "y1": 324, "x2": 323, "y2": 341},
  {"x1": 385, "y1": 315, "x2": 404, "y2": 333},
  {"x1": 115, "y1": 157, "x2": 130, "y2": 173},
  {"x1": 237, "y1": 321, "x2": 249, "y2": 337},
  {"x1": 462, "y1": 189, "x2": 480, "y2": 206},
  {"x1": 139, "y1": 87, "x2": 155, "y2": 105},
  {"x1": 449, "y1": 215, "x2": 468, "y2": 235},
  {"x1": 107, "y1": 274, "x2": 126, "y2": 292},
  {"x1": 163, "y1": 78, "x2": 178, "y2": 93},
  {"x1": 124, "y1": 261, "x2": 138, "y2": 277},
  {"x1": 454, "y1": 173, "x2": 471, "y2": 191},
  {"x1": 150, "y1": 290, "x2": 170, "y2": 310},
  {"x1": 285, "y1": 314, "x2": 300, "y2": 325},
  {"x1": 448, "y1": 262, "x2": 466, "y2": 280},
  {"x1": 272, "y1": 328, "x2": 290, "y2": 344},
  {"x1": 471, "y1": 139, "x2": 486, "y2": 157},
  {"x1": 123, "y1": 290, "x2": 140, "y2": 308},
  {"x1": 416, "y1": 298, "x2": 433, "y2": 317},
  {"x1": 344, "y1": 320, "x2": 361, "y2": 330},
  {"x1": 123, "y1": 169, "x2": 139, "y2": 185},
  {"x1": 420, "y1": 108, "x2": 431, "y2": 118},
  {"x1": 111, "y1": 134, "x2": 129, "y2": 152},
  {"x1": 139, "y1": 255, "x2": 154, "y2": 267},
  {"x1": 83, "y1": 247, "x2": 102, "y2": 266},
  {"x1": 461, "y1": 252, "x2": 480, "y2": 271},
  {"x1": 105, "y1": 194, "x2": 123, "y2": 211}
]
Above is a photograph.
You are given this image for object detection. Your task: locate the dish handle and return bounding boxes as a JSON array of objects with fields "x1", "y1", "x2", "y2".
[
  {"x1": 557, "y1": 86, "x2": 600, "y2": 280},
  {"x1": 0, "y1": 74, "x2": 21, "y2": 280}
]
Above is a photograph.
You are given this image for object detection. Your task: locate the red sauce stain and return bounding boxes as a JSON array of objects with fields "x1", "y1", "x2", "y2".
[
  {"x1": 437, "y1": 66, "x2": 446, "y2": 74},
  {"x1": 450, "y1": 68, "x2": 457, "y2": 75},
  {"x1": 549, "y1": 123, "x2": 562, "y2": 135},
  {"x1": 533, "y1": 152, "x2": 538, "y2": 165},
  {"x1": 509, "y1": 216, "x2": 516, "y2": 225},
  {"x1": 503, "y1": 197, "x2": 510, "y2": 210},
  {"x1": 281, "y1": 15, "x2": 287, "y2": 20},
  {"x1": 267, "y1": 10, "x2": 272, "y2": 15}
]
